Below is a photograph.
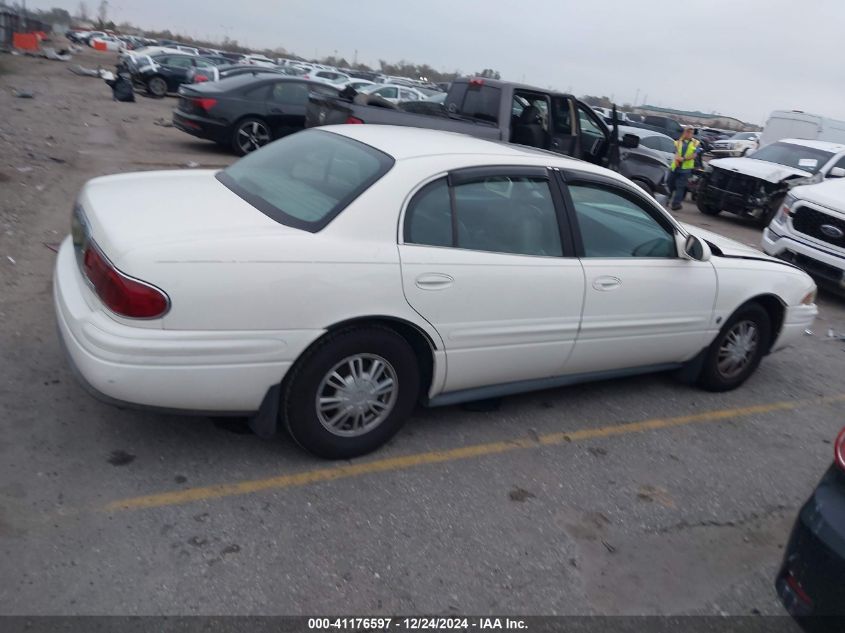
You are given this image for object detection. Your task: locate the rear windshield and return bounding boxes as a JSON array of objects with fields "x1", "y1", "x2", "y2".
[
  {"x1": 749, "y1": 141, "x2": 834, "y2": 175},
  {"x1": 217, "y1": 130, "x2": 394, "y2": 232},
  {"x1": 445, "y1": 82, "x2": 501, "y2": 124}
]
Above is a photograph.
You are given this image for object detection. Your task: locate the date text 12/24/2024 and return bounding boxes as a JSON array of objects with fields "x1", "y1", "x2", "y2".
[{"x1": 307, "y1": 618, "x2": 529, "y2": 631}]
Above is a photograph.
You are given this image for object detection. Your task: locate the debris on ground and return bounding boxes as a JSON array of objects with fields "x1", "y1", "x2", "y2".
[
  {"x1": 16, "y1": 166, "x2": 32, "y2": 173},
  {"x1": 601, "y1": 539, "x2": 616, "y2": 553},
  {"x1": 508, "y1": 486, "x2": 536, "y2": 502},
  {"x1": 153, "y1": 117, "x2": 174, "y2": 128},
  {"x1": 185, "y1": 161, "x2": 200, "y2": 168},
  {"x1": 42, "y1": 47, "x2": 71, "y2": 62},
  {"x1": 43, "y1": 243, "x2": 60, "y2": 253},
  {"x1": 12, "y1": 89, "x2": 33, "y2": 98},
  {"x1": 6, "y1": 256, "x2": 16, "y2": 265}
]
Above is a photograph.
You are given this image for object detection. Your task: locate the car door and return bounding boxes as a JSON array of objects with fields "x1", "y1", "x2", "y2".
[
  {"x1": 549, "y1": 96, "x2": 579, "y2": 157},
  {"x1": 156, "y1": 55, "x2": 194, "y2": 90},
  {"x1": 574, "y1": 102, "x2": 611, "y2": 167},
  {"x1": 265, "y1": 80, "x2": 310, "y2": 138},
  {"x1": 557, "y1": 170, "x2": 717, "y2": 374},
  {"x1": 398, "y1": 166, "x2": 585, "y2": 394}
]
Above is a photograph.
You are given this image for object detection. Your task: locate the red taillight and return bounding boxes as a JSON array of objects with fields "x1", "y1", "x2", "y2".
[
  {"x1": 194, "y1": 74, "x2": 209, "y2": 83},
  {"x1": 835, "y1": 427, "x2": 845, "y2": 471},
  {"x1": 469, "y1": 77, "x2": 484, "y2": 86},
  {"x1": 82, "y1": 242, "x2": 169, "y2": 319},
  {"x1": 785, "y1": 570, "x2": 813, "y2": 607},
  {"x1": 345, "y1": 116, "x2": 364, "y2": 124},
  {"x1": 193, "y1": 97, "x2": 217, "y2": 112}
]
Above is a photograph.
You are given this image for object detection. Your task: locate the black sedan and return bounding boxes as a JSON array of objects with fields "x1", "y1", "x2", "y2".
[
  {"x1": 128, "y1": 53, "x2": 226, "y2": 97},
  {"x1": 173, "y1": 75, "x2": 340, "y2": 155},
  {"x1": 776, "y1": 426, "x2": 845, "y2": 621}
]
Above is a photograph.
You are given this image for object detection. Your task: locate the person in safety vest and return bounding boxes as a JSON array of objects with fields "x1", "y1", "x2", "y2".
[{"x1": 667, "y1": 126, "x2": 700, "y2": 211}]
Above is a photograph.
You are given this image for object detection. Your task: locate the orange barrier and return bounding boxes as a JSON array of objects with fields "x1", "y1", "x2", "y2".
[
  {"x1": 12, "y1": 32, "x2": 40, "y2": 51},
  {"x1": 92, "y1": 39, "x2": 107, "y2": 51}
]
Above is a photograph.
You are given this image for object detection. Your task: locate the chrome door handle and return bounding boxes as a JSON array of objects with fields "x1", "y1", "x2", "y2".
[
  {"x1": 592, "y1": 276, "x2": 621, "y2": 291},
  {"x1": 415, "y1": 273, "x2": 454, "y2": 290}
]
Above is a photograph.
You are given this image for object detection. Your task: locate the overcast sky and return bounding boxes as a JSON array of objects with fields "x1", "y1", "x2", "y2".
[{"x1": 30, "y1": 0, "x2": 845, "y2": 124}]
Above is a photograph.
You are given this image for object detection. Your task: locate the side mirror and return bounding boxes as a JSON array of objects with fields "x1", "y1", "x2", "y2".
[
  {"x1": 676, "y1": 232, "x2": 711, "y2": 262},
  {"x1": 621, "y1": 133, "x2": 640, "y2": 149},
  {"x1": 828, "y1": 167, "x2": 845, "y2": 179}
]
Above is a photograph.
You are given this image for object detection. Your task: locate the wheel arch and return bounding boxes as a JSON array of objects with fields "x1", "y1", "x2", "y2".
[{"x1": 740, "y1": 293, "x2": 786, "y2": 353}]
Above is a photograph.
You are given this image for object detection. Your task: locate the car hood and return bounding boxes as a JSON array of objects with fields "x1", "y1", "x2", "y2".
[
  {"x1": 790, "y1": 178, "x2": 845, "y2": 213},
  {"x1": 681, "y1": 223, "x2": 778, "y2": 260},
  {"x1": 709, "y1": 157, "x2": 812, "y2": 183},
  {"x1": 79, "y1": 170, "x2": 298, "y2": 263}
]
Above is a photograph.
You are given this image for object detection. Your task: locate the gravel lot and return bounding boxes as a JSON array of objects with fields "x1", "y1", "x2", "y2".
[{"x1": 1, "y1": 44, "x2": 845, "y2": 617}]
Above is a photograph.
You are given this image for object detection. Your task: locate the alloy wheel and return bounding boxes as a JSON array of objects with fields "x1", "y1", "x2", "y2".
[
  {"x1": 315, "y1": 353, "x2": 398, "y2": 437},
  {"x1": 717, "y1": 320, "x2": 759, "y2": 379},
  {"x1": 236, "y1": 121, "x2": 270, "y2": 153}
]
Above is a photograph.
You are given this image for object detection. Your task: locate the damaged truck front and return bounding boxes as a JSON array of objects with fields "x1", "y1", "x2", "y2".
[{"x1": 696, "y1": 139, "x2": 845, "y2": 226}]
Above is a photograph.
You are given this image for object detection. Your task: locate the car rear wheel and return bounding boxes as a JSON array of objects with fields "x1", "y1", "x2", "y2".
[
  {"x1": 697, "y1": 303, "x2": 771, "y2": 392},
  {"x1": 146, "y1": 76, "x2": 167, "y2": 98},
  {"x1": 232, "y1": 117, "x2": 271, "y2": 156},
  {"x1": 282, "y1": 327, "x2": 420, "y2": 459},
  {"x1": 696, "y1": 195, "x2": 721, "y2": 216}
]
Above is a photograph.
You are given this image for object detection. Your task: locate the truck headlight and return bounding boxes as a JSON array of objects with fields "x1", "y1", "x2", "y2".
[{"x1": 774, "y1": 194, "x2": 798, "y2": 225}]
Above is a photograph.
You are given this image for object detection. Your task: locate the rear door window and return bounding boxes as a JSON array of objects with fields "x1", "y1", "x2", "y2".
[
  {"x1": 458, "y1": 84, "x2": 501, "y2": 123},
  {"x1": 217, "y1": 130, "x2": 394, "y2": 232}
]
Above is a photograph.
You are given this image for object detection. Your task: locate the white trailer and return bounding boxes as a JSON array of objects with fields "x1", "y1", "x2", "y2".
[{"x1": 760, "y1": 110, "x2": 845, "y2": 148}]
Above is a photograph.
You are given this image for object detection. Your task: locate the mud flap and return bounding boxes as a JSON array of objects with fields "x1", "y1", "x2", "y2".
[
  {"x1": 674, "y1": 347, "x2": 707, "y2": 385},
  {"x1": 248, "y1": 384, "x2": 281, "y2": 438}
]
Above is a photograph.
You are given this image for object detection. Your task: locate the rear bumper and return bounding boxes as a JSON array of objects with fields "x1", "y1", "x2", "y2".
[
  {"x1": 172, "y1": 110, "x2": 229, "y2": 143},
  {"x1": 777, "y1": 466, "x2": 845, "y2": 617},
  {"x1": 53, "y1": 237, "x2": 316, "y2": 413},
  {"x1": 762, "y1": 226, "x2": 845, "y2": 291}
]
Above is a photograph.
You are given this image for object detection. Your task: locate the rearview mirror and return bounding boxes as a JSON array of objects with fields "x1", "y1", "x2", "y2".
[
  {"x1": 828, "y1": 167, "x2": 845, "y2": 179},
  {"x1": 676, "y1": 233, "x2": 711, "y2": 262},
  {"x1": 621, "y1": 133, "x2": 639, "y2": 149}
]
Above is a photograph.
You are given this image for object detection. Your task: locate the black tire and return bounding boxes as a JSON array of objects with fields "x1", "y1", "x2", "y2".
[
  {"x1": 696, "y1": 195, "x2": 721, "y2": 216},
  {"x1": 757, "y1": 194, "x2": 786, "y2": 228},
  {"x1": 282, "y1": 326, "x2": 420, "y2": 459},
  {"x1": 146, "y1": 76, "x2": 167, "y2": 98},
  {"x1": 231, "y1": 117, "x2": 272, "y2": 156},
  {"x1": 697, "y1": 303, "x2": 771, "y2": 392}
]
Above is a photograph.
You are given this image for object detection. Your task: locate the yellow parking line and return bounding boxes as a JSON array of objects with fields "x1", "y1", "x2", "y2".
[{"x1": 104, "y1": 394, "x2": 845, "y2": 512}]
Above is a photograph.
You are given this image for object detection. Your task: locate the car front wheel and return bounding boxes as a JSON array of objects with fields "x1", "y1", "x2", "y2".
[
  {"x1": 697, "y1": 303, "x2": 771, "y2": 392},
  {"x1": 696, "y1": 195, "x2": 721, "y2": 216},
  {"x1": 282, "y1": 327, "x2": 420, "y2": 459}
]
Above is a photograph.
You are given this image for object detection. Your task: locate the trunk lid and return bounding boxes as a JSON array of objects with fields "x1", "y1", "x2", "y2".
[{"x1": 78, "y1": 170, "x2": 298, "y2": 264}]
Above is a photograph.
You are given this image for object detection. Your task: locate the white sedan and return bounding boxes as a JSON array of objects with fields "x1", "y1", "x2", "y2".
[{"x1": 54, "y1": 126, "x2": 818, "y2": 458}]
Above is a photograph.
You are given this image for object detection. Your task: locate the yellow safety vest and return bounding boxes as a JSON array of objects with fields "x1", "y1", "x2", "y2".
[{"x1": 671, "y1": 138, "x2": 699, "y2": 171}]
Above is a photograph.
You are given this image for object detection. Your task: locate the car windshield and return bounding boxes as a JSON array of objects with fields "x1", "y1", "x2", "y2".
[
  {"x1": 749, "y1": 141, "x2": 834, "y2": 174},
  {"x1": 217, "y1": 130, "x2": 394, "y2": 232},
  {"x1": 731, "y1": 132, "x2": 756, "y2": 140}
]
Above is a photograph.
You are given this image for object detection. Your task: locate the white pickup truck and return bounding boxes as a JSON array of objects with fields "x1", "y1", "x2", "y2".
[{"x1": 763, "y1": 177, "x2": 845, "y2": 292}]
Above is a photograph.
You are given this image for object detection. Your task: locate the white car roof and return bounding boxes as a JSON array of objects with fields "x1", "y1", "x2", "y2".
[
  {"x1": 777, "y1": 138, "x2": 845, "y2": 153},
  {"x1": 617, "y1": 125, "x2": 672, "y2": 141}
]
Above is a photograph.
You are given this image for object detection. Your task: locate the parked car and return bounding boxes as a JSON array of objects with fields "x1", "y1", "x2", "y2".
[
  {"x1": 776, "y1": 426, "x2": 845, "y2": 617},
  {"x1": 242, "y1": 54, "x2": 276, "y2": 68},
  {"x1": 305, "y1": 69, "x2": 351, "y2": 86},
  {"x1": 129, "y1": 53, "x2": 225, "y2": 97},
  {"x1": 173, "y1": 75, "x2": 340, "y2": 154},
  {"x1": 697, "y1": 139, "x2": 845, "y2": 225},
  {"x1": 627, "y1": 115, "x2": 684, "y2": 139},
  {"x1": 308, "y1": 77, "x2": 667, "y2": 197},
  {"x1": 186, "y1": 64, "x2": 283, "y2": 84},
  {"x1": 710, "y1": 132, "x2": 761, "y2": 157},
  {"x1": 55, "y1": 126, "x2": 817, "y2": 458},
  {"x1": 760, "y1": 110, "x2": 845, "y2": 148},
  {"x1": 618, "y1": 125, "x2": 675, "y2": 165},
  {"x1": 360, "y1": 84, "x2": 427, "y2": 103},
  {"x1": 762, "y1": 177, "x2": 845, "y2": 292},
  {"x1": 90, "y1": 35, "x2": 122, "y2": 52},
  {"x1": 342, "y1": 79, "x2": 375, "y2": 92}
]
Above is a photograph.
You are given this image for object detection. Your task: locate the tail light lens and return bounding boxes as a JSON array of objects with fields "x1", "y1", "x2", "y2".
[
  {"x1": 194, "y1": 74, "x2": 209, "y2": 83},
  {"x1": 193, "y1": 97, "x2": 217, "y2": 112},
  {"x1": 345, "y1": 116, "x2": 364, "y2": 124},
  {"x1": 835, "y1": 427, "x2": 845, "y2": 471},
  {"x1": 82, "y1": 240, "x2": 169, "y2": 319}
]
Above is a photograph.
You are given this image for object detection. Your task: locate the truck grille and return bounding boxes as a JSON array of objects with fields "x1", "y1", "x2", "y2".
[
  {"x1": 708, "y1": 167, "x2": 760, "y2": 196},
  {"x1": 792, "y1": 206, "x2": 845, "y2": 248}
]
